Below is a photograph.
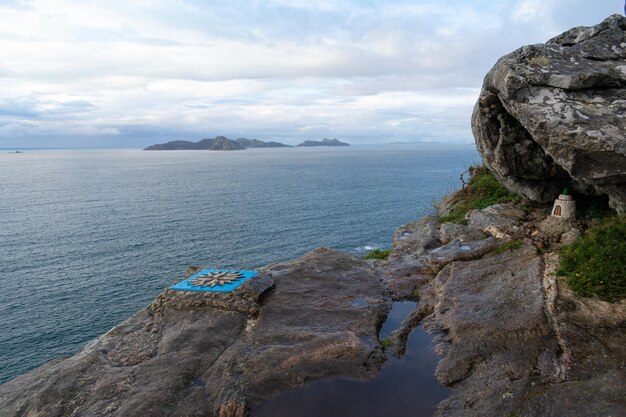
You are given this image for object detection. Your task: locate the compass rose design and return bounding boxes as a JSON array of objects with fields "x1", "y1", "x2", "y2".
[{"x1": 189, "y1": 271, "x2": 244, "y2": 288}]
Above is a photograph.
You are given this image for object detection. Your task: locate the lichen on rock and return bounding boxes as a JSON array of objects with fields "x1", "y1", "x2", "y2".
[{"x1": 472, "y1": 14, "x2": 626, "y2": 214}]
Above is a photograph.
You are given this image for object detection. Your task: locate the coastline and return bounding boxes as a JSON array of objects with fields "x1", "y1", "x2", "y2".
[{"x1": 1, "y1": 186, "x2": 624, "y2": 416}]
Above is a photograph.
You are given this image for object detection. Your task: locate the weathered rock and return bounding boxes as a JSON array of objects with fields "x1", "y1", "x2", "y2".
[
  {"x1": 426, "y1": 237, "x2": 499, "y2": 273},
  {"x1": 150, "y1": 272, "x2": 275, "y2": 318},
  {"x1": 519, "y1": 255, "x2": 626, "y2": 417},
  {"x1": 382, "y1": 272, "x2": 428, "y2": 300},
  {"x1": 534, "y1": 215, "x2": 578, "y2": 243},
  {"x1": 424, "y1": 245, "x2": 557, "y2": 416},
  {"x1": 0, "y1": 248, "x2": 390, "y2": 417},
  {"x1": 387, "y1": 216, "x2": 441, "y2": 273},
  {"x1": 472, "y1": 14, "x2": 626, "y2": 214},
  {"x1": 468, "y1": 203, "x2": 526, "y2": 234},
  {"x1": 560, "y1": 227, "x2": 582, "y2": 244},
  {"x1": 246, "y1": 248, "x2": 391, "y2": 406},
  {"x1": 391, "y1": 216, "x2": 441, "y2": 255},
  {"x1": 435, "y1": 190, "x2": 461, "y2": 217},
  {"x1": 386, "y1": 252, "x2": 432, "y2": 278},
  {"x1": 439, "y1": 223, "x2": 487, "y2": 244},
  {"x1": 417, "y1": 239, "x2": 626, "y2": 417}
]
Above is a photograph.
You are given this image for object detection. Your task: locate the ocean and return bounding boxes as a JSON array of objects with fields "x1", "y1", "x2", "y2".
[{"x1": 0, "y1": 144, "x2": 477, "y2": 384}]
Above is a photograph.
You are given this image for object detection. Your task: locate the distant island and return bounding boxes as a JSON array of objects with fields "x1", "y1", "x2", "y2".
[
  {"x1": 296, "y1": 138, "x2": 350, "y2": 147},
  {"x1": 144, "y1": 136, "x2": 291, "y2": 151},
  {"x1": 234, "y1": 138, "x2": 291, "y2": 148}
]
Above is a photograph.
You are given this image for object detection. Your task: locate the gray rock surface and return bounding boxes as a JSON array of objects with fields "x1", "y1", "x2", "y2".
[
  {"x1": 439, "y1": 223, "x2": 487, "y2": 244},
  {"x1": 383, "y1": 216, "x2": 442, "y2": 297},
  {"x1": 434, "y1": 190, "x2": 460, "y2": 217},
  {"x1": 472, "y1": 14, "x2": 626, "y2": 214},
  {"x1": 0, "y1": 248, "x2": 390, "y2": 417},
  {"x1": 535, "y1": 215, "x2": 578, "y2": 243},
  {"x1": 426, "y1": 237, "x2": 499, "y2": 273},
  {"x1": 391, "y1": 216, "x2": 441, "y2": 256},
  {"x1": 416, "y1": 241, "x2": 626, "y2": 417},
  {"x1": 468, "y1": 203, "x2": 526, "y2": 234}
]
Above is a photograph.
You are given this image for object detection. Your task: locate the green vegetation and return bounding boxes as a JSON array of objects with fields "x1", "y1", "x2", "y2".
[
  {"x1": 493, "y1": 240, "x2": 524, "y2": 254},
  {"x1": 557, "y1": 217, "x2": 626, "y2": 302},
  {"x1": 411, "y1": 286, "x2": 420, "y2": 301},
  {"x1": 439, "y1": 165, "x2": 520, "y2": 224},
  {"x1": 363, "y1": 248, "x2": 391, "y2": 260},
  {"x1": 583, "y1": 199, "x2": 614, "y2": 220},
  {"x1": 381, "y1": 337, "x2": 392, "y2": 347}
]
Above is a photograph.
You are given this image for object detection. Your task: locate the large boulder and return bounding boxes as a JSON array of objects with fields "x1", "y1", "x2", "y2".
[
  {"x1": 472, "y1": 15, "x2": 626, "y2": 214},
  {"x1": 0, "y1": 248, "x2": 390, "y2": 417}
]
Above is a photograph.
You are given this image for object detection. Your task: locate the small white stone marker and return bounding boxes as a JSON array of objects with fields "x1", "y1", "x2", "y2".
[{"x1": 551, "y1": 189, "x2": 576, "y2": 220}]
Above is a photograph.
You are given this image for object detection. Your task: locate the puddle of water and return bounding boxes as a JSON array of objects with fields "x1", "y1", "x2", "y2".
[
  {"x1": 379, "y1": 301, "x2": 416, "y2": 339},
  {"x1": 351, "y1": 297, "x2": 369, "y2": 308},
  {"x1": 251, "y1": 301, "x2": 451, "y2": 417}
]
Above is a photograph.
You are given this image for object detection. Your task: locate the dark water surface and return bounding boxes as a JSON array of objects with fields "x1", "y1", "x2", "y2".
[
  {"x1": 252, "y1": 301, "x2": 451, "y2": 417},
  {"x1": 0, "y1": 145, "x2": 476, "y2": 383}
]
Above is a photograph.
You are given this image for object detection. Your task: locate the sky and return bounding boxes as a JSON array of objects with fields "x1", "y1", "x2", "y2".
[{"x1": 0, "y1": 0, "x2": 621, "y2": 148}]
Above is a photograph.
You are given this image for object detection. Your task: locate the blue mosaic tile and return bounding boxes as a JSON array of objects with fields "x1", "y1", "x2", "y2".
[{"x1": 170, "y1": 269, "x2": 257, "y2": 292}]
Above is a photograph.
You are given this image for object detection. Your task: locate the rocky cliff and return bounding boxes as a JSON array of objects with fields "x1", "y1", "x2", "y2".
[
  {"x1": 0, "y1": 249, "x2": 390, "y2": 416},
  {"x1": 472, "y1": 14, "x2": 626, "y2": 214},
  {"x1": 1, "y1": 15, "x2": 624, "y2": 417},
  {"x1": 2, "y1": 198, "x2": 623, "y2": 417},
  {"x1": 382, "y1": 202, "x2": 624, "y2": 417}
]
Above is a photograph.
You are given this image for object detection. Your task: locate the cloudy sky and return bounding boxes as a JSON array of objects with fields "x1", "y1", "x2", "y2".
[{"x1": 0, "y1": 0, "x2": 621, "y2": 147}]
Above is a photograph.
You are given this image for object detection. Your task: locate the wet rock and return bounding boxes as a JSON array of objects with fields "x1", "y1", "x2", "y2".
[
  {"x1": 425, "y1": 245, "x2": 556, "y2": 416},
  {"x1": 246, "y1": 248, "x2": 391, "y2": 406},
  {"x1": 472, "y1": 14, "x2": 626, "y2": 214},
  {"x1": 0, "y1": 248, "x2": 390, "y2": 417},
  {"x1": 423, "y1": 237, "x2": 626, "y2": 417}
]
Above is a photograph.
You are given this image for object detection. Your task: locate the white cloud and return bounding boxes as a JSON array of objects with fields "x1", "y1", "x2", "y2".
[
  {"x1": 513, "y1": 0, "x2": 552, "y2": 22},
  {"x1": 0, "y1": 122, "x2": 28, "y2": 137},
  {"x1": 0, "y1": 0, "x2": 617, "y2": 146}
]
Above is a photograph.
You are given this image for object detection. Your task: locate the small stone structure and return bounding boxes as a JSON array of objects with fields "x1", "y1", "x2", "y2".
[{"x1": 552, "y1": 192, "x2": 576, "y2": 220}]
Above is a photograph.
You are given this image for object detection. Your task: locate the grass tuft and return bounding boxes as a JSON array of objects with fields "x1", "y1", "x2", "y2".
[
  {"x1": 381, "y1": 337, "x2": 392, "y2": 347},
  {"x1": 363, "y1": 248, "x2": 391, "y2": 260},
  {"x1": 494, "y1": 240, "x2": 523, "y2": 254},
  {"x1": 411, "y1": 286, "x2": 420, "y2": 301},
  {"x1": 557, "y1": 217, "x2": 625, "y2": 302},
  {"x1": 439, "y1": 165, "x2": 520, "y2": 224}
]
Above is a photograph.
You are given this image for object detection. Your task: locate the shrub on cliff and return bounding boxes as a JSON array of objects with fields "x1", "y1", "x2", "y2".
[
  {"x1": 440, "y1": 165, "x2": 520, "y2": 224},
  {"x1": 557, "y1": 217, "x2": 626, "y2": 302},
  {"x1": 363, "y1": 249, "x2": 391, "y2": 260}
]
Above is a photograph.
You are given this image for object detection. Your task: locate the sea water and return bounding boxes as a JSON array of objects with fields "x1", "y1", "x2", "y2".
[{"x1": 0, "y1": 144, "x2": 476, "y2": 383}]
